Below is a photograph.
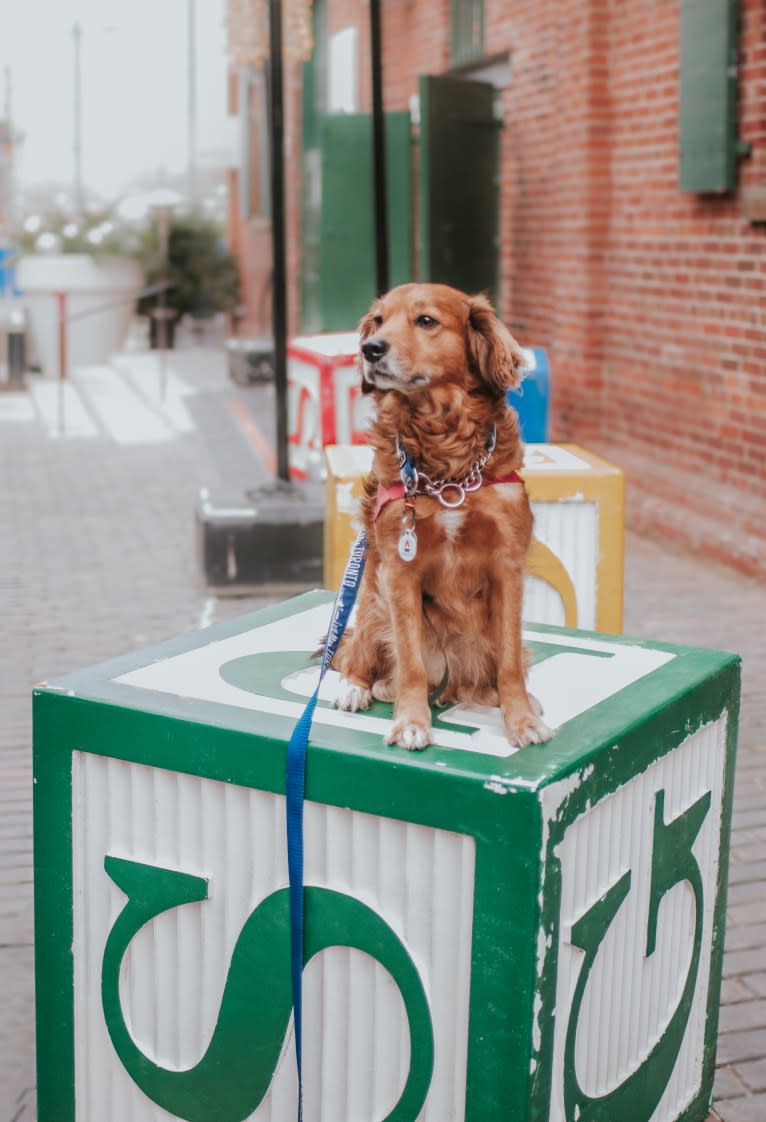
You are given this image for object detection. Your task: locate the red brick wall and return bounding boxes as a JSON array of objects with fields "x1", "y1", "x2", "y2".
[
  {"x1": 227, "y1": 74, "x2": 272, "y2": 336},
  {"x1": 381, "y1": 0, "x2": 451, "y2": 109},
  {"x1": 482, "y1": 0, "x2": 765, "y2": 492},
  {"x1": 602, "y1": 1, "x2": 765, "y2": 491},
  {"x1": 285, "y1": 63, "x2": 303, "y2": 336}
]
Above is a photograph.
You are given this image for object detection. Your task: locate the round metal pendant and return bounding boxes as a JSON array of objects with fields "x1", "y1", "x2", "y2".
[
  {"x1": 398, "y1": 528, "x2": 418, "y2": 562},
  {"x1": 436, "y1": 482, "x2": 466, "y2": 508}
]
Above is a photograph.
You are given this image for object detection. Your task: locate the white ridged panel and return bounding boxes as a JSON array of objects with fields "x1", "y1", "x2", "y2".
[
  {"x1": 525, "y1": 500, "x2": 599, "y2": 629},
  {"x1": 72, "y1": 754, "x2": 476, "y2": 1121},
  {"x1": 287, "y1": 357, "x2": 322, "y2": 476},
  {"x1": 332, "y1": 365, "x2": 374, "y2": 444},
  {"x1": 541, "y1": 715, "x2": 728, "y2": 1122},
  {"x1": 523, "y1": 573, "x2": 567, "y2": 629}
]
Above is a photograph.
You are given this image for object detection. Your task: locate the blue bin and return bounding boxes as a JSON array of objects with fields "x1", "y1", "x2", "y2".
[
  {"x1": 507, "y1": 346, "x2": 550, "y2": 442},
  {"x1": 0, "y1": 247, "x2": 21, "y2": 298}
]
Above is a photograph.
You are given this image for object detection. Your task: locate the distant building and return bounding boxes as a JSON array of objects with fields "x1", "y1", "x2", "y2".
[{"x1": 228, "y1": 0, "x2": 766, "y2": 576}]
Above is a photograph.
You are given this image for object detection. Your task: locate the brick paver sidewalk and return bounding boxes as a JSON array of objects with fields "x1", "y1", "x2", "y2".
[{"x1": 1, "y1": 343, "x2": 763, "y2": 1120}]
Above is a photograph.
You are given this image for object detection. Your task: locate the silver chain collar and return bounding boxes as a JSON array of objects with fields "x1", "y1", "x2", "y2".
[{"x1": 396, "y1": 425, "x2": 497, "y2": 510}]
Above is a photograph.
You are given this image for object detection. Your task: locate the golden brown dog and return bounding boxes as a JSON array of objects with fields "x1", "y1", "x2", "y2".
[{"x1": 332, "y1": 282, "x2": 551, "y2": 751}]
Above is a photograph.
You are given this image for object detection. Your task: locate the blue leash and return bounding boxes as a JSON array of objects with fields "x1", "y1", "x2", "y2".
[{"x1": 285, "y1": 530, "x2": 368, "y2": 1121}]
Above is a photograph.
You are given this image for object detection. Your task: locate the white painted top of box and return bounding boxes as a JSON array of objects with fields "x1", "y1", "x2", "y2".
[
  {"x1": 524, "y1": 444, "x2": 593, "y2": 472},
  {"x1": 327, "y1": 443, "x2": 375, "y2": 476},
  {"x1": 114, "y1": 602, "x2": 674, "y2": 763},
  {"x1": 291, "y1": 332, "x2": 359, "y2": 357}
]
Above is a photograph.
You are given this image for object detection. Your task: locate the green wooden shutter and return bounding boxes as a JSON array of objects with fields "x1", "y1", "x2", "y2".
[
  {"x1": 679, "y1": 0, "x2": 739, "y2": 192},
  {"x1": 451, "y1": 0, "x2": 484, "y2": 67},
  {"x1": 419, "y1": 75, "x2": 500, "y2": 301},
  {"x1": 319, "y1": 112, "x2": 412, "y2": 331},
  {"x1": 300, "y1": 0, "x2": 328, "y2": 331}
]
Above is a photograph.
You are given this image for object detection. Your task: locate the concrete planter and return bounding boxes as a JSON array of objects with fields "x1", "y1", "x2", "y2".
[{"x1": 17, "y1": 254, "x2": 144, "y2": 376}]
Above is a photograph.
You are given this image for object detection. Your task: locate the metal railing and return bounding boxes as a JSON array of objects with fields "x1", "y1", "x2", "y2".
[
  {"x1": 49, "y1": 280, "x2": 175, "y2": 435},
  {"x1": 53, "y1": 279, "x2": 174, "y2": 375}
]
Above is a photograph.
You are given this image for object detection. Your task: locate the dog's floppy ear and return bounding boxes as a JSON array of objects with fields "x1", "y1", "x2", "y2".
[
  {"x1": 358, "y1": 306, "x2": 378, "y2": 342},
  {"x1": 467, "y1": 293, "x2": 524, "y2": 393}
]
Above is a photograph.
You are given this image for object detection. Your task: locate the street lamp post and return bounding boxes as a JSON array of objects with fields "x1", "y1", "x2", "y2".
[
  {"x1": 187, "y1": 0, "x2": 198, "y2": 205},
  {"x1": 267, "y1": 0, "x2": 290, "y2": 483},
  {"x1": 72, "y1": 21, "x2": 84, "y2": 216}
]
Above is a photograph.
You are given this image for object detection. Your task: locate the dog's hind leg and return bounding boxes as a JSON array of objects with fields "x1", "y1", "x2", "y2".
[
  {"x1": 331, "y1": 576, "x2": 384, "y2": 712},
  {"x1": 334, "y1": 678, "x2": 373, "y2": 712},
  {"x1": 371, "y1": 679, "x2": 394, "y2": 702},
  {"x1": 333, "y1": 631, "x2": 377, "y2": 712}
]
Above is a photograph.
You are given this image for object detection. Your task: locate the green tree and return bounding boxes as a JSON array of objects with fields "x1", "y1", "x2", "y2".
[{"x1": 139, "y1": 213, "x2": 240, "y2": 320}]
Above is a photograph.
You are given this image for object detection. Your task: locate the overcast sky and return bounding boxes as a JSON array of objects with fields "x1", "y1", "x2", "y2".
[{"x1": 1, "y1": 0, "x2": 235, "y2": 204}]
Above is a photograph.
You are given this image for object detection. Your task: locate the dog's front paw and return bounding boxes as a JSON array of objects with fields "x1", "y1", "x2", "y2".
[
  {"x1": 334, "y1": 677, "x2": 372, "y2": 713},
  {"x1": 528, "y1": 692, "x2": 544, "y2": 718},
  {"x1": 504, "y1": 706, "x2": 552, "y2": 748},
  {"x1": 386, "y1": 719, "x2": 433, "y2": 751}
]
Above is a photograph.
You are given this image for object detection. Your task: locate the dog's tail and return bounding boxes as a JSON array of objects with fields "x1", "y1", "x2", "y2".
[{"x1": 312, "y1": 629, "x2": 354, "y2": 664}]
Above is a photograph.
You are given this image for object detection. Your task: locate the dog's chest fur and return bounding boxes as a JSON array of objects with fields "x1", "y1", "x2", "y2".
[
  {"x1": 381, "y1": 492, "x2": 508, "y2": 592},
  {"x1": 435, "y1": 507, "x2": 466, "y2": 544}
]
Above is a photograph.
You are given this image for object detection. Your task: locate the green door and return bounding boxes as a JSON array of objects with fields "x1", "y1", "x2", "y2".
[
  {"x1": 319, "y1": 112, "x2": 412, "y2": 331},
  {"x1": 419, "y1": 75, "x2": 500, "y2": 300}
]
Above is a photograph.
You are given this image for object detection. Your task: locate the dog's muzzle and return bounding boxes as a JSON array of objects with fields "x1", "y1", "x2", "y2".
[
  {"x1": 361, "y1": 362, "x2": 380, "y2": 394},
  {"x1": 362, "y1": 337, "x2": 390, "y2": 364},
  {"x1": 361, "y1": 336, "x2": 389, "y2": 394},
  {"x1": 360, "y1": 339, "x2": 430, "y2": 394}
]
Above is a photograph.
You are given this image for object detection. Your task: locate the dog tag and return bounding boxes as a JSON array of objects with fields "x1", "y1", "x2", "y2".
[{"x1": 398, "y1": 527, "x2": 418, "y2": 562}]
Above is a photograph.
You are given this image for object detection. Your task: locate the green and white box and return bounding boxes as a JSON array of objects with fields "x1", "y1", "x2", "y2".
[{"x1": 34, "y1": 592, "x2": 740, "y2": 1122}]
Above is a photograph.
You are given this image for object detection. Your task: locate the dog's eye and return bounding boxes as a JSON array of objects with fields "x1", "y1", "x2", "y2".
[
  {"x1": 416, "y1": 314, "x2": 438, "y2": 328},
  {"x1": 373, "y1": 314, "x2": 383, "y2": 327}
]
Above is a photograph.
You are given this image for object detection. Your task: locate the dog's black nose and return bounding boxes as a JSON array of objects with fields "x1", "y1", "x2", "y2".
[{"x1": 362, "y1": 337, "x2": 390, "y2": 363}]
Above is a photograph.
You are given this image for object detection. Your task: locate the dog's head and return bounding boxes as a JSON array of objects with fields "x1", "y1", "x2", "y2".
[{"x1": 358, "y1": 283, "x2": 523, "y2": 398}]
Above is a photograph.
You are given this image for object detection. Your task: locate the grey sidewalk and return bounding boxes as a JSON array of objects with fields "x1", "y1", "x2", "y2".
[{"x1": 1, "y1": 343, "x2": 764, "y2": 1121}]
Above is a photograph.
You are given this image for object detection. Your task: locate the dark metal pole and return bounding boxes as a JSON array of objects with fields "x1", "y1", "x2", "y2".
[
  {"x1": 72, "y1": 22, "x2": 84, "y2": 216},
  {"x1": 268, "y1": 0, "x2": 290, "y2": 482},
  {"x1": 56, "y1": 291, "x2": 68, "y2": 436},
  {"x1": 370, "y1": 0, "x2": 389, "y2": 296},
  {"x1": 187, "y1": 0, "x2": 198, "y2": 205}
]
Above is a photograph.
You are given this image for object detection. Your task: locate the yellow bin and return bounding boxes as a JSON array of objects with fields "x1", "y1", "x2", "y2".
[{"x1": 324, "y1": 442, "x2": 625, "y2": 633}]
